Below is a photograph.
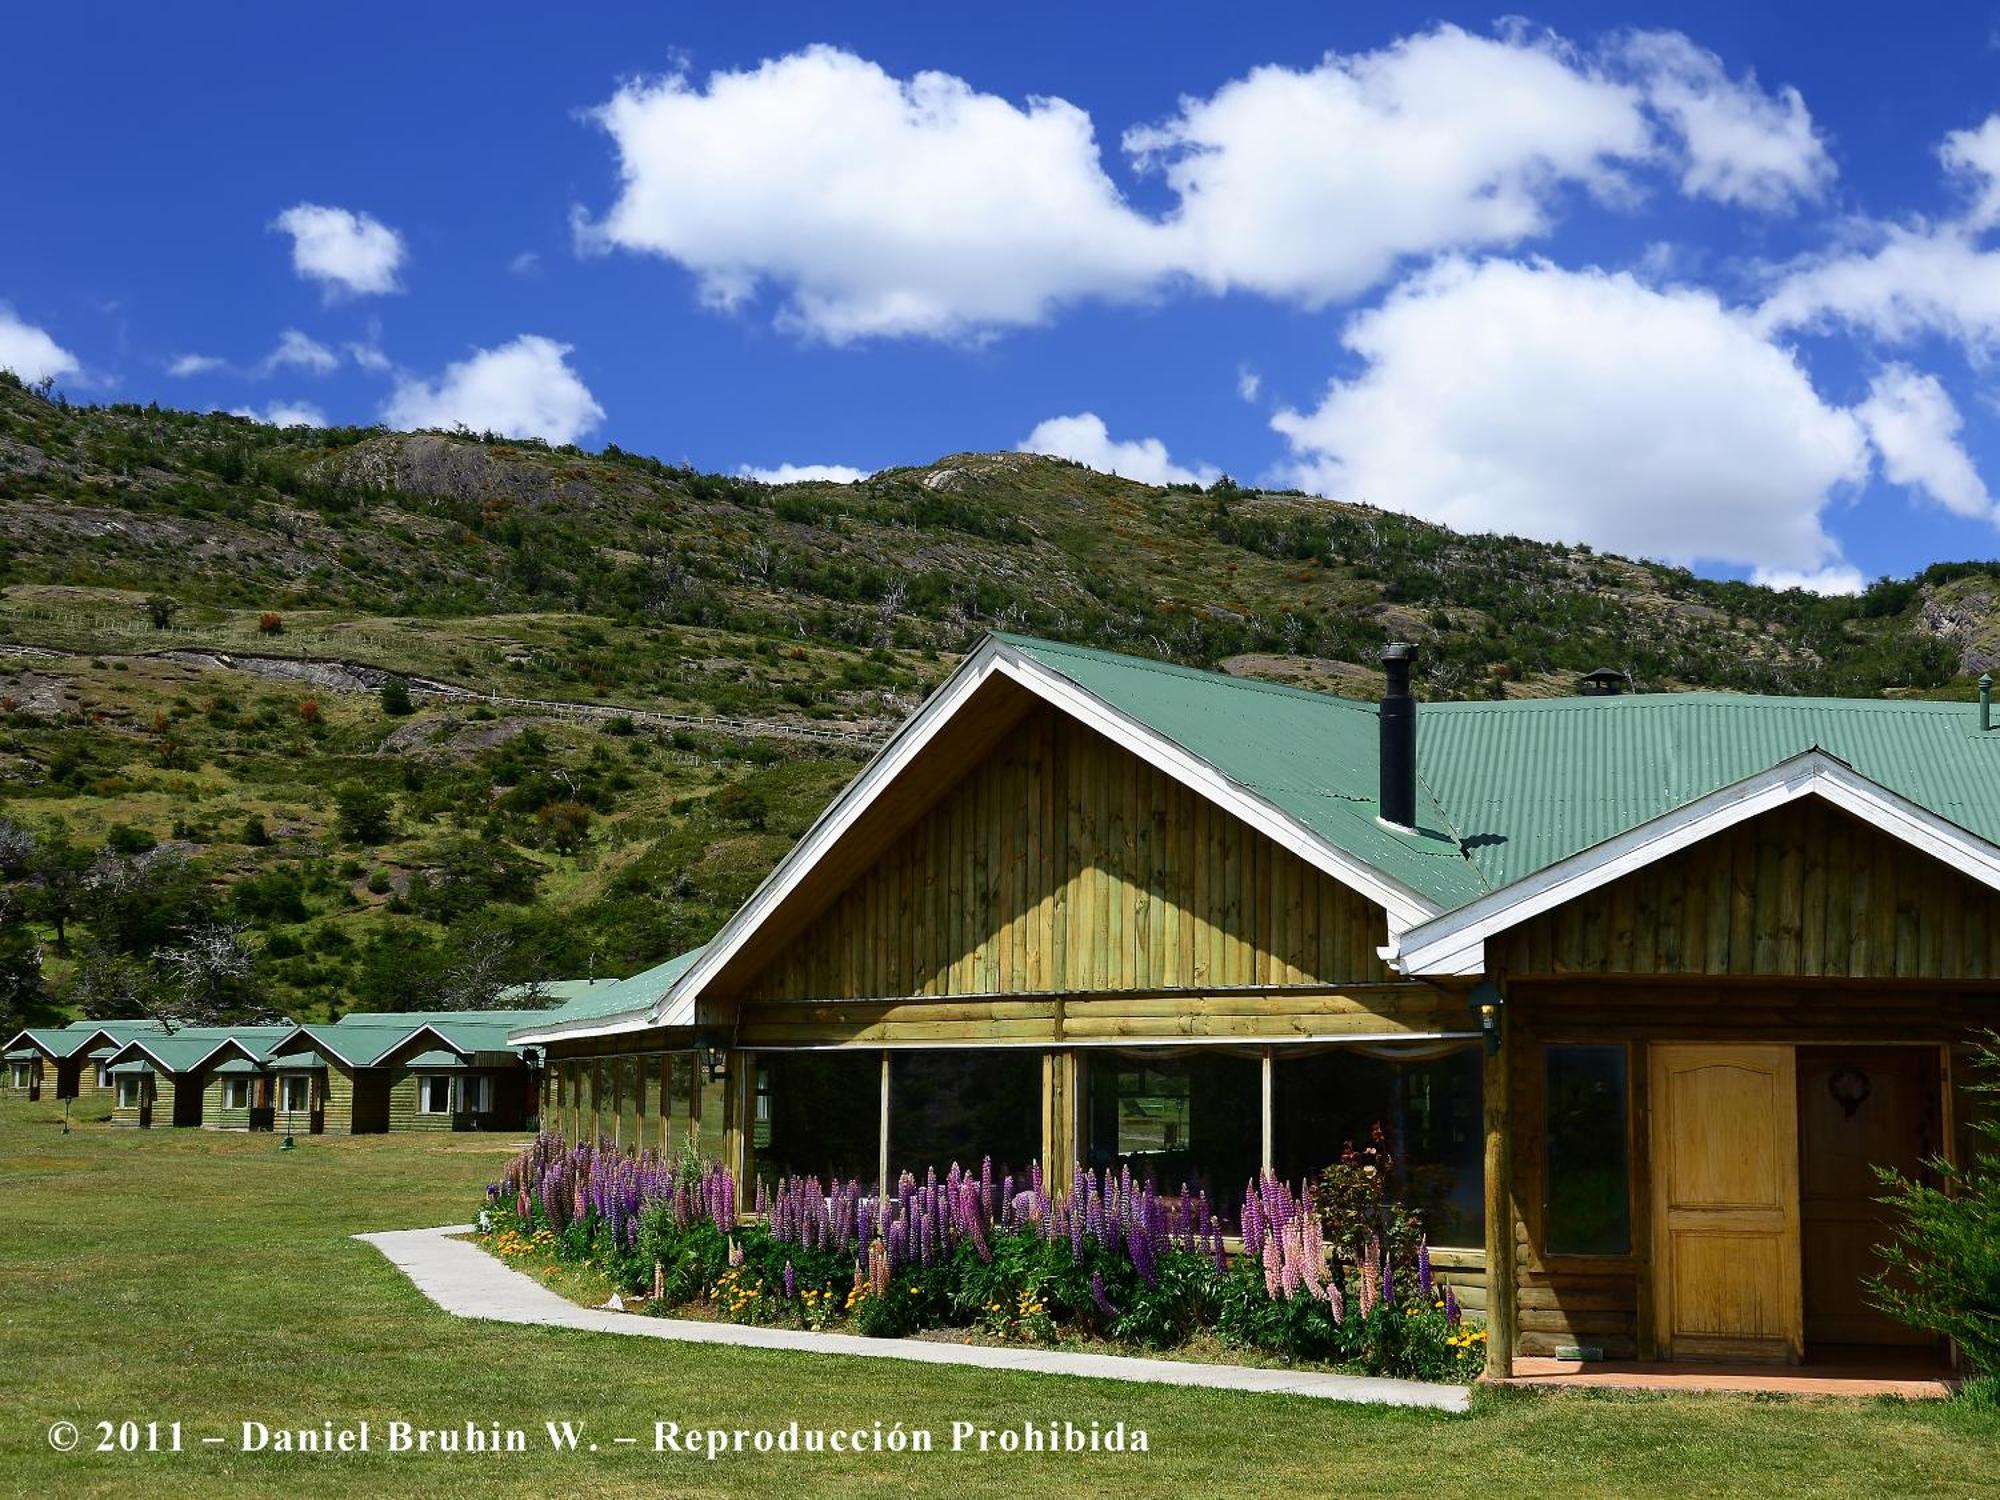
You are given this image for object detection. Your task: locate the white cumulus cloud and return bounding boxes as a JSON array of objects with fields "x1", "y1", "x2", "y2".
[
  {"x1": 1018, "y1": 413, "x2": 1218, "y2": 487},
  {"x1": 1619, "y1": 31, "x2": 1830, "y2": 210},
  {"x1": 272, "y1": 203, "x2": 407, "y2": 298},
  {"x1": 738, "y1": 462, "x2": 870, "y2": 485},
  {"x1": 263, "y1": 329, "x2": 339, "y2": 375},
  {"x1": 584, "y1": 45, "x2": 1166, "y2": 342},
  {"x1": 1855, "y1": 364, "x2": 1993, "y2": 521},
  {"x1": 168, "y1": 353, "x2": 225, "y2": 377},
  {"x1": 1750, "y1": 564, "x2": 1866, "y2": 596},
  {"x1": 383, "y1": 335, "x2": 604, "y2": 444},
  {"x1": 0, "y1": 307, "x2": 80, "y2": 384},
  {"x1": 1126, "y1": 25, "x2": 1651, "y2": 306},
  {"x1": 232, "y1": 401, "x2": 328, "y2": 428},
  {"x1": 1271, "y1": 258, "x2": 1868, "y2": 576}
]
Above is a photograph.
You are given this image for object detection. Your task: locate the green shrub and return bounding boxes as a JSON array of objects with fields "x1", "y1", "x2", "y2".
[{"x1": 1872, "y1": 1038, "x2": 2000, "y2": 1377}]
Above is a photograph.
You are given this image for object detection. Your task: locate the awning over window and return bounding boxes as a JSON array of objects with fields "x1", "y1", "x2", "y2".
[
  {"x1": 4, "y1": 1048, "x2": 37, "y2": 1062},
  {"x1": 270, "y1": 1052, "x2": 327, "y2": 1070},
  {"x1": 404, "y1": 1049, "x2": 466, "y2": 1069},
  {"x1": 107, "y1": 1060, "x2": 155, "y2": 1075},
  {"x1": 211, "y1": 1057, "x2": 262, "y2": 1074}
]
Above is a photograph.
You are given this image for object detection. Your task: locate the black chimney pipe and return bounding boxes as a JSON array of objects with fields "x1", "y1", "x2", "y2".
[{"x1": 1380, "y1": 643, "x2": 1416, "y2": 830}]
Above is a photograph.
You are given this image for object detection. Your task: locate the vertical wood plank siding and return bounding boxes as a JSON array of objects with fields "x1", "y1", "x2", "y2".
[
  {"x1": 728, "y1": 704, "x2": 1391, "y2": 1003},
  {"x1": 1496, "y1": 799, "x2": 2000, "y2": 980}
]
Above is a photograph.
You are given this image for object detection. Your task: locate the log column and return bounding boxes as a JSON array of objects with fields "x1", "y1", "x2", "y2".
[{"x1": 1483, "y1": 1035, "x2": 1518, "y2": 1380}]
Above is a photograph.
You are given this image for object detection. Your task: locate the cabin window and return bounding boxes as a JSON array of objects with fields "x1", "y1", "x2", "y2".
[
  {"x1": 889, "y1": 1050, "x2": 1041, "y2": 1183},
  {"x1": 220, "y1": 1077, "x2": 253, "y2": 1111},
  {"x1": 97, "y1": 1064, "x2": 113, "y2": 1089},
  {"x1": 1084, "y1": 1052, "x2": 1261, "y2": 1213},
  {"x1": 417, "y1": 1074, "x2": 454, "y2": 1115},
  {"x1": 750, "y1": 1052, "x2": 880, "y2": 1188},
  {"x1": 279, "y1": 1075, "x2": 313, "y2": 1114},
  {"x1": 9, "y1": 1063, "x2": 28, "y2": 1088},
  {"x1": 115, "y1": 1075, "x2": 144, "y2": 1109},
  {"x1": 463, "y1": 1075, "x2": 493, "y2": 1114},
  {"x1": 1543, "y1": 1044, "x2": 1632, "y2": 1256},
  {"x1": 1272, "y1": 1045, "x2": 1485, "y2": 1248}
]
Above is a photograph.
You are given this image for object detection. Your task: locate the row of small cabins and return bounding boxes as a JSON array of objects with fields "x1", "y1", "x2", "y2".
[
  {"x1": 0, "y1": 997, "x2": 605, "y2": 1132},
  {"x1": 9, "y1": 631, "x2": 1995, "y2": 1382}
]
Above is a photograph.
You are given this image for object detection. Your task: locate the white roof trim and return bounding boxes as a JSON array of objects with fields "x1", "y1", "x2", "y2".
[
  {"x1": 639, "y1": 636, "x2": 1436, "y2": 1033},
  {"x1": 508, "y1": 1007, "x2": 661, "y2": 1047},
  {"x1": 1384, "y1": 748, "x2": 2000, "y2": 976}
]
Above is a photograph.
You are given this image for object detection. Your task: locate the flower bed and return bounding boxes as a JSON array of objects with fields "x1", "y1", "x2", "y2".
[{"x1": 482, "y1": 1132, "x2": 1483, "y2": 1381}]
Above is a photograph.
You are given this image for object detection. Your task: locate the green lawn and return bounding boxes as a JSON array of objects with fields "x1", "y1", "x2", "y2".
[{"x1": 2, "y1": 1096, "x2": 1995, "y2": 1499}]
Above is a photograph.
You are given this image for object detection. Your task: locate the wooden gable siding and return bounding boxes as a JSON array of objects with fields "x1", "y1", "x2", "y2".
[
  {"x1": 1495, "y1": 798, "x2": 2000, "y2": 981},
  {"x1": 726, "y1": 703, "x2": 1391, "y2": 1006},
  {"x1": 200, "y1": 1071, "x2": 260, "y2": 1131}
]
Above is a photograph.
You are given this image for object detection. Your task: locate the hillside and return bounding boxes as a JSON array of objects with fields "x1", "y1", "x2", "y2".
[{"x1": 2, "y1": 372, "x2": 1996, "y2": 1030}]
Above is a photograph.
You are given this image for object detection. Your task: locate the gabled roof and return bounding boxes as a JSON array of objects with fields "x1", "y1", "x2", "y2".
[
  {"x1": 535, "y1": 632, "x2": 2000, "y2": 1030},
  {"x1": 272, "y1": 1012, "x2": 538, "y2": 1067},
  {"x1": 100, "y1": 1027, "x2": 293, "y2": 1077},
  {"x1": 2, "y1": 1019, "x2": 170, "y2": 1061},
  {"x1": 507, "y1": 949, "x2": 706, "y2": 1045}
]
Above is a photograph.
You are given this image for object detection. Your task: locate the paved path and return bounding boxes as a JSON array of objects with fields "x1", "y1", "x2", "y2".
[{"x1": 356, "y1": 1224, "x2": 1470, "y2": 1412}]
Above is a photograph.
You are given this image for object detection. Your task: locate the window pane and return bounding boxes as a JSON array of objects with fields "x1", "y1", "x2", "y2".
[
  {"x1": 1084, "y1": 1052, "x2": 1260, "y2": 1216},
  {"x1": 616, "y1": 1058, "x2": 640, "y2": 1147},
  {"x1": 752, "y1": 1052, "x2": 880, "y2": 1188},
  {"x1": 692, "y1": 1053, "x2": 725, "y2": 1161},
  {"x1": 1273, "y1": 1047, "x2": 1485, "y2": 1247},
  {"x1": 889, "y1": 1051, "x2": 1041, "y2": 1183},
  {"x1": 1544, "y1": 1045, "x2": 1631, "y2": 1255}
]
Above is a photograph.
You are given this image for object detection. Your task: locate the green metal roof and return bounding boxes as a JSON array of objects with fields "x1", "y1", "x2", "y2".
[
  {"x1": 5, "y1": 1048, "x2": 36, "y2": 1061},
  {"x1": 107, "y1": 1059, "x2": 155, "y2": 1075},
  {"x1": 997, "y1": 635, "x2": 1487, "y2": 908},
  {"x1": 404, "y1": 1049, "x2": 466, "y2": 1068},
  {"x1": 270, "y1": 1051, "x2": 327, "y2": 1070},
  {"x1": 6, "y1": 1019, "x2": 170, "y2": 1060},
  {"x1": 211, "y1": 1057, "x2": 262, "y2": 1074},
  {"x1": 1419, "y1": 693, "x2": 2000, "y2": 894},
  {"x1": 100, "y1": 1027, "x2": 295, "y2": 1076},
  {"x1": 999, "y1": 634, "x2": 2000, "y2": 913},
  {"x1": 513, "y1": 947, "x2": 707, "y2": 1035}
]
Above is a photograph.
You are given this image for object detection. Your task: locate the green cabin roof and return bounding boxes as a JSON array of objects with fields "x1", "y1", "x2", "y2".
[
  {"x1": 211, "y1": 1057, "x2": 262, "y2": 1074},
  {"x1": 403, "y1": 1049, "x2": 466, "y2": 1068},
  {"x1": 270, "y1": 1051, "x2": 327, "y2": 1070},
  {"x1": 509, "y1": 947, "x2": 708, "y2": 1037},
  {"x1": 997, "y1": 634, "x2": 2000, "y2": 913}
]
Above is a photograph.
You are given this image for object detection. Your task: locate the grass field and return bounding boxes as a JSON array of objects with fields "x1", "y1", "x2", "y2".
[{"x1": 2, "y1": 1096, "x2": 1996, "y2": 1499}]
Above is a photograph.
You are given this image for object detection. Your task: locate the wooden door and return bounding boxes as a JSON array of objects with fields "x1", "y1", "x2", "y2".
[
  {"x1": 1649, "y1": 1044, "x2": 1802, "y2": 1363},
  {"x1": 1798, "y1": 1047, "x2": 1936, "y2": 1347}
]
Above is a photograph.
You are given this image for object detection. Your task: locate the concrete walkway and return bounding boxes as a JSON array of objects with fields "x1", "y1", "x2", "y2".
[{"x1": 356, "y1": 1224, "x2": 1470, "y2": 1412}]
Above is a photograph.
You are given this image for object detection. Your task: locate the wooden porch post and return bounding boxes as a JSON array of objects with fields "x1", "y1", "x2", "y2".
[
  {"x1": 1483, "y1": 1037, "x2": 1517, "y2": 1381},
  {"x1": 878, "y1": 1051, "x2": 892, "y2": 1192},
  {"x1": 1042, "y1": 1049, "x2": 1078, "y2": 1177}
]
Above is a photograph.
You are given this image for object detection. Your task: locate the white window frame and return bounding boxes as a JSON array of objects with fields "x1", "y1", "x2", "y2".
[
  {"x1": 221, "y1": 1076, "x2": 254, "y2": 1111},
  {"x1": 416, "y1": 1074, "x2": 455, "y2": 1115},
  {"x1": 116, "y1": 1075, "x2": 143, "y2": 1109},
  {"x1": 11, "y1": 1063, "x2": 28, "y2": 1089},
  {"x1": 279, "y1": 1075, "x2": 312, "y2": 1114},
  {"x1": 97, "y1": 1064, "x2": 112, "y2": 1090},
  {"x1": 461, "y1": 1074, "x2": 492, "y2": 1114}
]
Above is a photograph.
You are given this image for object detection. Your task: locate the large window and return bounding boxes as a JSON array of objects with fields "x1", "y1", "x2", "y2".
[
  {"x1": 1084, "y1": 1052, "x2": 1261, "y2": 1211},
  {"x1": 1273, "y1": 1045, "x2": 1484, "y2": 1247},
  {"x1": 1543, "y1": 1045, "x2": 1631, "y2": 1255},
  {"x1": 280, "y1": 1075, "x2": 313, "y2": 1114},
  {"x1": 890, "y1": 1051, "x2": 1041, "y2": 1183},
  {"x1": 751, "y1": 1052, "x2": 880, "y2": 1187},
  {"x1": 463, "y1": 1075, "x2": 494, "y2": 1114},
  {"x1": 416, "y1": 1075, "x2": 454, "y2": 1115},
  {"x1": 116, "y1": 1075, "x2": 144, "y2": 1109},
  {"x1": 221, "y1": 1077, "x2": 253, "y2": 1111}
]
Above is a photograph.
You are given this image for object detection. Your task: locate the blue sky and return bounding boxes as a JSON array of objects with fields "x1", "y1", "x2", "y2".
[{"x1": 7, "y1": 3, "x2": 2000, "y2": 592}]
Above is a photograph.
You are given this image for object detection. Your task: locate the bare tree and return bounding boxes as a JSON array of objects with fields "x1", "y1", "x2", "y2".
[
  {"x1": 439, "y1": 926, "x2": 549, "y2": 1012},
  {"x1": 155, "y1": 921, "x2": 269, "y2": 1030}
]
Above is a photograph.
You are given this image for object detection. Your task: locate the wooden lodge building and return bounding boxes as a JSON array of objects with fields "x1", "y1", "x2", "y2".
[
  {"x1": 2, "y1": 1020, "x2": 174, "y2": 1107},
  {"x1": 513, "y1": 632, "x2": 1998, "y2": 1378}
]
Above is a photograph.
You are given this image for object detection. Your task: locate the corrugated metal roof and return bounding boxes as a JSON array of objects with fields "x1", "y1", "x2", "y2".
[
  {"x1": 270, "y1": 1051, "x2": 327, "y2": 1070},
  {"x1": 5, "y1": 1048, "x2": 36, "y2": 1061},
  {"x1": 998, "y1": 634, "x2": 1488, "y2": 908},
  {"x1": 1000, "y1": 636, "x2": 2000, "y2": 912},
  {"x1": 1420, "y1": 693, "x2": 2000, "y2": 893},
  {"x1": 211, "y1": 1057, "x2": 261, "y2": 1074},
  {"x1": 404, "y1": 1049, "x2": 466, "y2": 1068}
]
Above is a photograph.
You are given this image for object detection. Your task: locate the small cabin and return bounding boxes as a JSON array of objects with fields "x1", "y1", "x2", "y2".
[{"x1": 514, "y1": 632, "x2": 1998, "y2": 1378}]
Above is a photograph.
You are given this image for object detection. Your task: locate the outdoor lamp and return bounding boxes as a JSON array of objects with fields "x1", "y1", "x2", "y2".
[
  {"x1": 1469, "y1": 979, "x2": 1505, "y2": 1056},
  {"x1": 697, "y1": 1031, "x2": 727, "y2": 1083}
]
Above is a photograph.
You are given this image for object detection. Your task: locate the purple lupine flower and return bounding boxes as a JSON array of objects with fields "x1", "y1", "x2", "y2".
[
  {"x1": 1417, "y1": 1239, "x2": 1433, "y2": 1301},
  {"x1": 783, "y1": 1261, "x2": 797, "y2": 1300},
  {"x1": 1444, "y1": 1286, "x2": 1460, "y2": 1327},
  {"x1": 1381, "y1": 1250, "x2": 1396, "y2": 1307},
  {"x1": 1089, "y1": 1271, "x2": 1119, "y2": 1321}
]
